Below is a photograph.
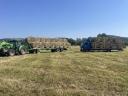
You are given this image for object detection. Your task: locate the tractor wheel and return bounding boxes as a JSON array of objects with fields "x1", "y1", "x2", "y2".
[
  {"x1": 60, "y1": 48, "x2": 64, "y2": 52},
  {"x1": 8, "y1": 49, "x2": 15, "y2": 56},
  {"x1": 20, "y1": 49, "x2": 26, "y2": 55}
]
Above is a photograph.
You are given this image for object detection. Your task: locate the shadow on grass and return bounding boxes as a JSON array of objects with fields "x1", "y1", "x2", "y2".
[
  {"x1": 80, "y1": 50, "x2": 121, "y2": 53},
  {"x1": 39, "y1": 51, "x2": 51, "y2": 53}
]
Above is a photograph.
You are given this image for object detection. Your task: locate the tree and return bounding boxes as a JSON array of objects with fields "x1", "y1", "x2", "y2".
[
  {"x1": 66, "y1": 38, "x2": 76, "y2": 45},
  {"x1": 97, "y1": 33, "x2": 107, "y2": 37}
]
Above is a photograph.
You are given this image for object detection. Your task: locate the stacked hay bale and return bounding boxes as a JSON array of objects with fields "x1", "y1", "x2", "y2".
[
  {"x1": 91, "y1": 37, "x2": 123, "y2": 50},
  {"x1": 110, "y1": 37, "x2": 124, "y2": 49},
  {"x1": 27, "y1": 37, "x2": 71, "y2": 49},
  {"x1": 92, "y1": 37, "x2": 104, "y2": 49}
]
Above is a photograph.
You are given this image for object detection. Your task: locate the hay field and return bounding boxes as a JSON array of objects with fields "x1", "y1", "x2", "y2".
[{"x1": 0, "y1": 46, "x2": 128, "y2": 96}]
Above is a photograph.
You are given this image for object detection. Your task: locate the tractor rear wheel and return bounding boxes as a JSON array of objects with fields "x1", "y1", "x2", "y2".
[{"x1": 8, "y1": 49, "x2": 15, "y2": 56}]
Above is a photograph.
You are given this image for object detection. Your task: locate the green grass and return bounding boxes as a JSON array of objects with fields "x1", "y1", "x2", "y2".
[{"x1": 0, "y1": 46, "x2": 128, "y2": 96}]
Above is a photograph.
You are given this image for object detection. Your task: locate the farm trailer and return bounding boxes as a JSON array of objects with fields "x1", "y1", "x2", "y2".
[{"x1": 26, "y1": 37, "x2": 71, "y2": 52}]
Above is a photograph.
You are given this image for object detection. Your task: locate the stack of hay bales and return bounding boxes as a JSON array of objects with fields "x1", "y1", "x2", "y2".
[
  {"x1": 91, "y1": 37, "x2": 124, "y2": 50},
  {"x1": 27, "y1": 37, "x2": 71, "y2": 49}
]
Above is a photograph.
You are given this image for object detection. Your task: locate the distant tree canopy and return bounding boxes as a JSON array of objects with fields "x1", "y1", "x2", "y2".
[
  {"x1": 66, "y1": 38, "x2": 76, "y2": 45},
  {"x1": 97, "y1": 33, "x2": 107, "y2": 37},
  {"x1": 66, "y1": 33, "x2": 128, "y2": 46},
  {"x1": 67, "y1": 38, "x2": 86, "y2": 46}
]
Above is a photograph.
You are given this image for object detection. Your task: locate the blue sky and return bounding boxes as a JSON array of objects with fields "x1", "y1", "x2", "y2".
[{"x1": 0, "y1": 0, "x2": 128, "y2": 39}]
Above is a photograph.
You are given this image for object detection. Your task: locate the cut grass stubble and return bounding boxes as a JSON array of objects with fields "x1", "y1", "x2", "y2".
[{"x1": 0, "y1": 46, "x2": 128, "y2": 96}]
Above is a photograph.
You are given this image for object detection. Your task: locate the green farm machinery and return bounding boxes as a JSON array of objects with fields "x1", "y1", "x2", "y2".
[{"x1": 0, "y1": 39, "x2": 38, "y2": 56}]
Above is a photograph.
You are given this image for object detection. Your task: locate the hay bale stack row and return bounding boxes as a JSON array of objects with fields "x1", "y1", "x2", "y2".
[
  {"x1": 27, "y1": 37, "x2": 71, "y2": 48},
  {"x1": 91, "y1": 37, "x2": 124, "y2": 49}
]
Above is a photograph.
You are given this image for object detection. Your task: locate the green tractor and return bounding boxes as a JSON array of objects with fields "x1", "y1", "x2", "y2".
[{"x1": 0, "y1": 39, "x2": 38, "y2": 56}]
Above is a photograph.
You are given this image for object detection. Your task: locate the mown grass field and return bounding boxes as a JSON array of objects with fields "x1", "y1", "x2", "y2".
[{"x1": 0, "y1": 46, "x2": 128, "y2": 96}]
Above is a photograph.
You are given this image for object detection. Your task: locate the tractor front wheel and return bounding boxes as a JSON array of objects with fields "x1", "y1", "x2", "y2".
[
  {"x1": 8, "y1": 49, "x2": 15, "y2": 56},
  {"x1": 20, "y1": 49, "x2": 26, "y2": 55}
]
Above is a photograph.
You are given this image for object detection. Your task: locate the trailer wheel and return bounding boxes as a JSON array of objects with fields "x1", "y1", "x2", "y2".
[
  {"x1": 8, "y1": 49, "x2": 15, "y2": 56},
  {"x1": 60, "y1": 48, "x2": 63, "y2": 52},
  {"x1": 107, "y1": 49, "x2": 111, "y2": 52},
  {"x1": 57, "y1": 48, "x2": 61, "y2": 52},
  {"x1": 34, "y1": 49, "x2": 38, "y2": 54}
]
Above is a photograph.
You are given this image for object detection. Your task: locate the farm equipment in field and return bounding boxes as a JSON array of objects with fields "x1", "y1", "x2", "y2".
[
  {"x1": 26, "y1": 37, "x2": 71, "y2": 52},
  {"x1": 80, "y1": 37, "x2": 124, "y2": 52},
  {"x1": 0, "y1": 39, "x2": 38, "y2": 56}
]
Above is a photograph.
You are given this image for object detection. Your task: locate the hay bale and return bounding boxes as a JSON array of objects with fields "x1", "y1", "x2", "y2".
[
  {"x1": 90, "y1": 37, "x2": 123, "y2": 49},
  {"x1": 27, "y1": 37, "x2": 71, "y2": 49}
]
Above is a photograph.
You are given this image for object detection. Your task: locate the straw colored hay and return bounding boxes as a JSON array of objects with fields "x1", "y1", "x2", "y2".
[
  {"x1": 27, "y1": 37, "x2": 71, "y2": 49},
  {"x1": 91, "y1": 37, "x2": 124, "y2": 49}
]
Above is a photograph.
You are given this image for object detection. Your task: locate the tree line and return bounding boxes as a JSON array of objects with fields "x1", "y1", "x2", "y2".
[{"x1": 66, "y1": 33, "x2": 128, "y2": 46}]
